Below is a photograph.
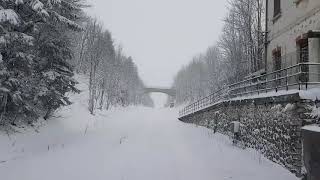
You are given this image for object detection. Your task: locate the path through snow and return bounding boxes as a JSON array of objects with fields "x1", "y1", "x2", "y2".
[{"x1": 0, "y1": 76, "x2": 298, "y2": 180}]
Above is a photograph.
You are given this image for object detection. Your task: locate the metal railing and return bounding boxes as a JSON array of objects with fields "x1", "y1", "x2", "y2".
[{"x1": 179, "y1": 62, "x2": 320, "y2": 117}]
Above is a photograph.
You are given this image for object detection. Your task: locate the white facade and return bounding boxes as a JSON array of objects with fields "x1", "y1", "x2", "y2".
[{"x1": 266, "y1": 0, "x2": 320, "y2": 78}]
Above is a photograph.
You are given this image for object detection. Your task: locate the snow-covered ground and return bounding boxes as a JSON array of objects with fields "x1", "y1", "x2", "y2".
[{"x1": 0, "y1": 76, "x2": 298, "y2": 180}]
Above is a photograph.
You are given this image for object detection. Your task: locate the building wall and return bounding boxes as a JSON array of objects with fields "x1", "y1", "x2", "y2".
[
  {"x1": 179, "y1": 94, "x2": 318, "y2": 177},
  {"x1": 267, "y1": 0, "x2": 320, "y2": 73}
]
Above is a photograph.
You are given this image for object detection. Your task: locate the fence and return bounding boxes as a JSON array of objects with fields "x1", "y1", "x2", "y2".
[{"x1": 179, "y1": 62, "x2": 320, "y2": 117}]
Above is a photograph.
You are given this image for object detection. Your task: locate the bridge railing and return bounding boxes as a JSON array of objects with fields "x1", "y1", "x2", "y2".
[{"x1": 179, "y1": 62, "x2": 320, "y2": 117}]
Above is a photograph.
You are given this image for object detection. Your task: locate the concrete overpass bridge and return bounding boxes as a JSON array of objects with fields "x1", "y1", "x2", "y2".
[
  {"x1": 143, "y1": 87, "x2": 176, "y2": 97},
  {"x1": 143, "y1": 87, "x2": 176, "y2": 107}
]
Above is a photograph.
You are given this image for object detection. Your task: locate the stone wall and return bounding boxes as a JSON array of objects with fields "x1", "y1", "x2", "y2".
[{"x1": 179, "y1": 93, "x2": 318, "y2": 177}]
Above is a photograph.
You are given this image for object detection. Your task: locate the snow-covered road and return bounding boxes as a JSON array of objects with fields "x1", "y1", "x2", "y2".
[
  {"x1": 0, "y1": 77, "x2": 298, "y2": 180},
  {"x1": 0, "y1": 108, "x2": 298, "y2": 180}
]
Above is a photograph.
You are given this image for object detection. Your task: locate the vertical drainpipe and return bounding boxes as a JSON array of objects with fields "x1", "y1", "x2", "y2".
[{"x1": 265, "y1": 0, "x2": 269, "y2": 73}]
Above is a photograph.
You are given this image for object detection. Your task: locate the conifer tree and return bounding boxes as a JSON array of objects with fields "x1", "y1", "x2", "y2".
[{"x1": 0, "y1": 0, "x2": 84, "y2": 124}]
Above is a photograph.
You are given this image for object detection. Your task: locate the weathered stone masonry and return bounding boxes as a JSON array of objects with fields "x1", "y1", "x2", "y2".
[{"x1": 179, "y1": 93, "x2": 318, "y2": 176}]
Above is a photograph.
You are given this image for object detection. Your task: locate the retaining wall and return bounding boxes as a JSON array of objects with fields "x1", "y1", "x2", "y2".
[{"x1": 179, "y1": 93, "x2": 319, "y2": 176}]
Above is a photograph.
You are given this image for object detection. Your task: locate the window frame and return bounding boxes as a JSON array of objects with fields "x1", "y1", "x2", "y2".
[{"x1": 273, "y1": 0, "x2": 281, "y2": 23}]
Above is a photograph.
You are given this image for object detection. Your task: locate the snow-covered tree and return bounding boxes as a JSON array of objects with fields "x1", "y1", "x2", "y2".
[
  {"x1": 71, "y1": 18, "x2": 153, "y2": 114},
  {"x1": 172, "y1": 0, "x2": 265, "y2": 105},
  {"x1": 0, "y1": 0, "x2": 84, "y2": 125}
]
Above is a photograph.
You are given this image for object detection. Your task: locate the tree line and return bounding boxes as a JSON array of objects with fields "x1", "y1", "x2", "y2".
[
  {"x1": 71, "y1": 17, "x2": 154, "y2": 114},
  {"x1": 0, "y1": 0, "x2": 153, "y2": 127},
  {"x1": 173, "y1": 0, "x2": 265, "y2": 105}
]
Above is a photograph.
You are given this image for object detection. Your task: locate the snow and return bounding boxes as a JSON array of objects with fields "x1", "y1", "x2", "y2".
[
  {"x1": 20, "y1": 33, "x2": 34, "y2": 45},
  {"x1": 309, "y1": 105, "x2": 320, "y2": 118},
  {"x1": 229, "y1": 87, "x2": 320, "y2": 102},
  {"x1": 50, "y1": 11, "x2": 82, "y2": 30},
  {"x1": 0, "y1": 9, "x2": 20, "y2": 25},
  {"x1": 283, "y1": 103, "x2": 295, "y2": 112},
  {"x1": 43, "y1": 71, "x2": 58, "y2": 80},
  {"x1": 0, "y1": 75, "x2": 298, "y2": 180},
  {"x1": 15, "y1": 0, "x2": 23, "y2": 5},
  {"x1": 0, "y1": 36, "x2": 5, "y2": 45},
  {"x1": 302, "y1": 125, "x2": 320, "y2": 132},
  {"x1": 30, "y1": 0, "x2": 44, "y2": 12},
  {"x1": 230, "y1": 89, "x2": 301, "y2": 101},
  {"x1": 300, "y1": 88, "x2": 320, "y2": 100},
  {"x1": 0, "y1": 87, "x2": 10, "y2": 93},
  {"x1": 50, "y1": 0, "x2": 61, "y2": 4}
]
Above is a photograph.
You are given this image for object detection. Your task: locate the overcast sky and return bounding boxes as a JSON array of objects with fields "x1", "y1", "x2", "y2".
[{"x1": 86, "y1": 0, "x2": 228, "y2": 87}]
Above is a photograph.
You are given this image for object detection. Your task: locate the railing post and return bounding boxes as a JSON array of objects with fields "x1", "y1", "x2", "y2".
[
  {"x1": 305, "y1": 64, "x2": 308, "y2": 90},
  {"x1": 275, "y1": 73, "x2": 278, "y2": 92},
  {"x1": 196, "y1": 101, "x2": 198, "y2": 111},
  {"x1": 265, "y1": 75, "x2": 267, "y2": 93},
  {"x1": 206, "y1": 97, "x2": 208, "y2": 107},
  {"x1": 257, "y1": 78, "x2": 259, "y2": 95},
  {"x1": 299, "y1": 64, "x2": 302, "y2": 90},
  {"x1": 286, "y1": 69, "x2": 288, "y2": 91}
]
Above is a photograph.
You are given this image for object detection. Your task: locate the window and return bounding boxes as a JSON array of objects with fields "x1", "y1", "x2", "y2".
[
  {"x1": 273, "y1": 48, "x2": 281, "y2": 71},
  {"x1": 297, "y1": 38, "x2": 309, "y2": 83},
  {"x1": 272, "y1": 47, "x2": 282, "y2": 87},
  {"x1": 273, "y1": 0, "x2": 281, "y2": 18},
  {"x1": 298, "y1": 39, "x2": 309, "y2": 63}
]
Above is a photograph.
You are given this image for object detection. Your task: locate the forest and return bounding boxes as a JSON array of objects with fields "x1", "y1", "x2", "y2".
[{"x1": 0, "y1": 0, "x2": 153, "y2": 127}]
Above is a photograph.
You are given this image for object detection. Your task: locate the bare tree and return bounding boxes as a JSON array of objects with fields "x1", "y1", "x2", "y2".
[{"x1": 173, "y1": 0, "x2": 265, "y2": 105}]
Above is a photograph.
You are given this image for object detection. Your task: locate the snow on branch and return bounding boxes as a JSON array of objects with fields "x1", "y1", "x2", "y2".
[
  {"x1": 46, "y1": 0, "x2": 61, "y2": 8},
  {"x1": 15, "y1": 0, "x2": 24, "y2": 5},
  {"x1": 60, "y1": 0, "x2": 83, "y2": 10},
  {"x1": 0, "y1": 32, "x2": 34, "y2": 46},
  {"x1": 0, "y1": 87, "x2": 10, "y2": 93},
  {"x1": 49, "y1": 0, "x2": 61, "y2": 4},
  {"x1": 49, "y1": 10, "x2": 83, "y2": 31},
  {"x1": 30, "y1": 0, "x2": 44, "y2": 11},
  {"x1": 30, "y1": 0, "x2": 49, "y2": 17},
  {"x1": 309, "y1": 105, "x2": 320, "y2": 119},
  {"x1": 0, "y1": 9, "x2": 20, "y2": 25}
]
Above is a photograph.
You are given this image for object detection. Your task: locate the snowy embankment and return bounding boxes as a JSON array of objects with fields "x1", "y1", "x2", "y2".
[{"x1": 0, "y1": 75, "x2": 297, "y2": 180}]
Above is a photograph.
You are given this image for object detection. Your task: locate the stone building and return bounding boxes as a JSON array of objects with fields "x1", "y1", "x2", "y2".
[{"x1": 266, "y1": 0, "x2": 320, "y2": 82}]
